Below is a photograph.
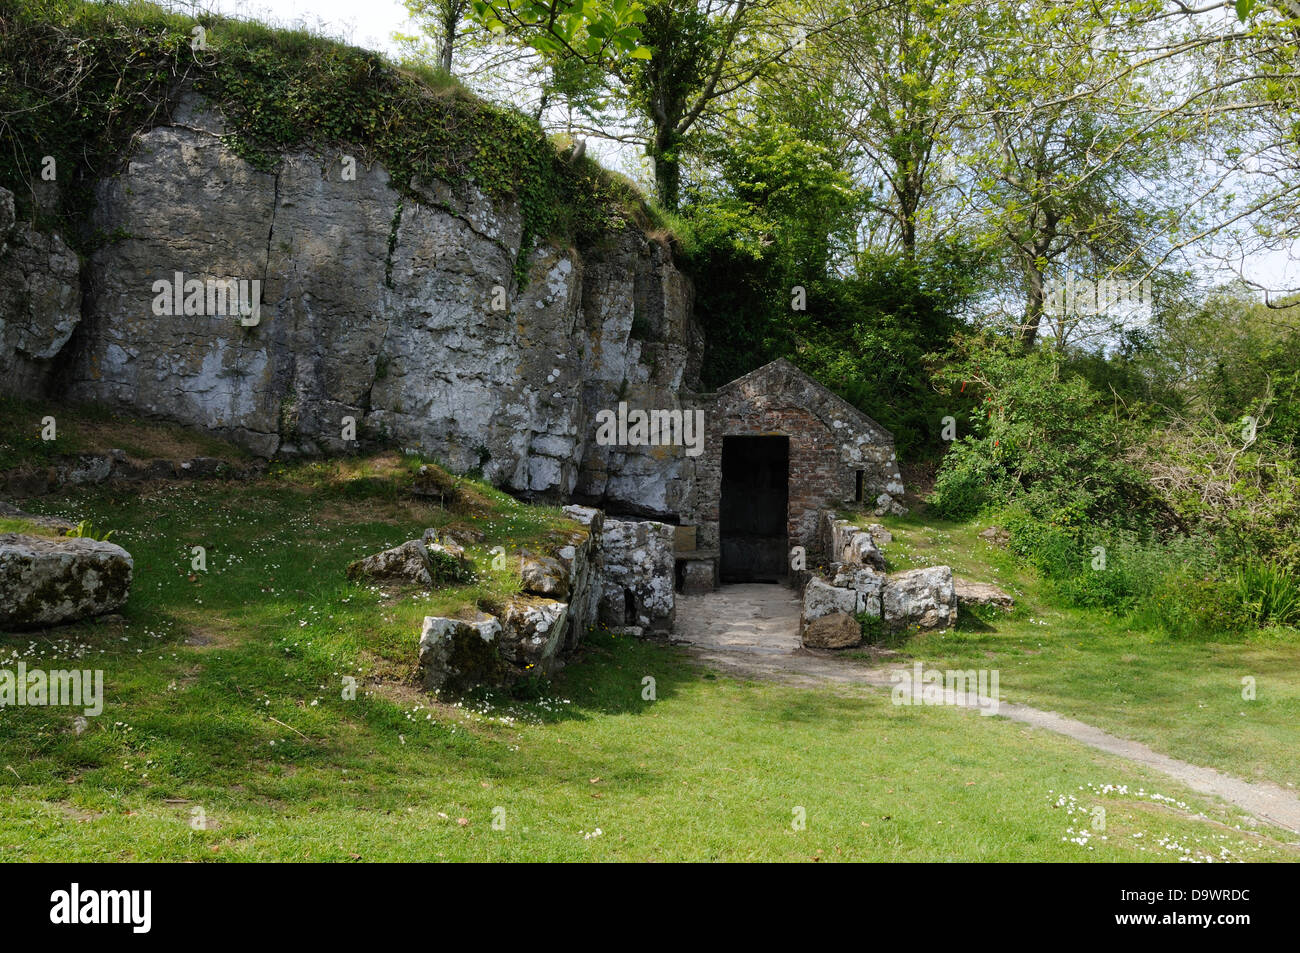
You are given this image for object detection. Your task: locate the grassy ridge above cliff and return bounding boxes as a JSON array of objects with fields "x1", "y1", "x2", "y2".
[{"x1": 0, "y1": 0, "x2": 650, "y2": 284}]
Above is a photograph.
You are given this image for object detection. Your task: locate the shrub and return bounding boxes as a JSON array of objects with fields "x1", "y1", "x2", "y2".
[{"x1": 928, "y1": 334, "x2": 1155, "y2": 526}]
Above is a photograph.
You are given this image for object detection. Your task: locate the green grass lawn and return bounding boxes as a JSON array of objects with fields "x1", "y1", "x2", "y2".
[
  {"x1": 864, "y1": 512, "x2": 1300, "y2": 792},
  {"x1": 1, "y1": 459, "x2": 1297, "y2": 860}
]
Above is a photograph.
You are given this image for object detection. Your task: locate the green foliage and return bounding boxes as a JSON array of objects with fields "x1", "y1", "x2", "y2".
[
  {"x1": 927, "y1": 334, "x2": 1153, "y2": 524},
  {"x1": 793, "y1": 246, "x2": 983, "y2": 459},
  {"x1": 677, "y1": 103, "x2": 980, "y2": 457},
  {"x1": 424, "y1": 543, "x2": 477, "y2": 585},
  {"x1": 1233, "y1": 559, "x2": 1300, "y2": 628},
  {"x1": 469, "y1": 0, "x2": 651, "y2": 62},
  {"x1": 0, "y1": 0, "x2": 644, "y2": 285},
  {"x1": 65, "y1": 519, "x2": 114, "y2": 542}
]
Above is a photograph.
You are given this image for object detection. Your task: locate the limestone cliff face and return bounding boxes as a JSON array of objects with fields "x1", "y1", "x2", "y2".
[
  {"x1": 0, "y1": 188, "x2": 81, "y2": 394},
  {"x1": 2, "y1": 96, "x2": 701, "y2": 515}
]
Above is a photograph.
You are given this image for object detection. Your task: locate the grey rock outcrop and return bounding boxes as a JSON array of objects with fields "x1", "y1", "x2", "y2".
[
  {"x1": 0, "y1": 186, "x2": 81, "y2": 395},
  {"x1": 0, "y1": 534, "x2": 133, "y2": 629},
  {"x1": 29, "y1": 95, "x2": 696, "y2": 518},
  {"x1": 346, "y1": 539, "x2": 434, "y2": 587},
  {"x1": 496, "y1": 595, "x2": 569, "y2": 672}
]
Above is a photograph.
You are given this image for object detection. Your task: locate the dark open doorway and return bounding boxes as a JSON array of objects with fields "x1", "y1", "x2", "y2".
[{"x1": 719, "y1": 435, "x2": 789, "y2": 583}]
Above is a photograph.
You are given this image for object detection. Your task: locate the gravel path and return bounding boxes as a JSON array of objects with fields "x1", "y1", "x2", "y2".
[{"x1": 675, "y1": 584, "x2": 1300, "y2": 835}]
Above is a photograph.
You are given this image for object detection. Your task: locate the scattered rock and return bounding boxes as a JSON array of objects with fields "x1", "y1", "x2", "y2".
[
  {"x1": 954, "y1": 577, "x2": 1014, "y2": 609},
  {"x1": 56, "y1": 455, "x2": 112, "y2": 487},
  {"x1": 802, "y1": 577, "x2": 858, "y2": 621},
  {"x1": 346, "y1": 539, "x2": 432, "y2": 586},
  {"x1": 830, "y1": 566, "x2": 885, "y2": 617},
  {"x1": 0, "y1": 533, "x2": 133, "y2": 629},
  {"x1": 873, "y1": 492, "x2": 908, "y2": 517},
  {"x1": 519, "y1": 551, "x2": 570, "y2": 599},
  {"x1": 978, "y1": 526, "x2": 1010, "y2": 546},
  {"x1": 802, "y1": 610, "x2": 862, "y2": 649},
  {"x1": 866, "y1": 523, "x2": 892, "y2": 546},
  {"x1": 824, "y1": 516, "x2": 886, "y2": 570},
  {"x1": 882, "y1": 565, "x2": 957, "y2": 631}
]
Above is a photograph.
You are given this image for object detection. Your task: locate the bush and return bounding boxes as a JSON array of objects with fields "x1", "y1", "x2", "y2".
[{"x1": 927, "y1": 334, "x2": 1155, "y2": 526}]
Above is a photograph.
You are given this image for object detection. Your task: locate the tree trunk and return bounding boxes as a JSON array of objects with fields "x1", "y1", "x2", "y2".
[
  {"x1": 651, "y1": 125, "x2": 681, "y2": 211},
  {"x1": 438, "y1": 6, "x2": 457, "y2": 74},
  {"x1": 1021, "y1": 262, "x2": 1044, "y2": 349}
]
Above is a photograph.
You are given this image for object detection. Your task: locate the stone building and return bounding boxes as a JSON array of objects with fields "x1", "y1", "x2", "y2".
[{"x1": 674, "y1": 359, "x2": 904, "y2": 590}]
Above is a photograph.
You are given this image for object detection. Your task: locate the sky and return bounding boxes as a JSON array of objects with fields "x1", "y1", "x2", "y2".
[
  {"x1": 157, "y1": 0, "x2": 1299, "y2": 295},
  {"x1": 169, "y1": 0, "x2": 416, "y2": 54}
]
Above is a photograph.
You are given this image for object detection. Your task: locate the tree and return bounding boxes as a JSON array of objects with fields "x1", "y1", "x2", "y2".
[
  {"x1": 961, "y1": 0, "x2": 1184, "y2": 348},
  {"x1": 469, "y1": 0, "x2": 827, "y2": 208},
  {"x1": 820, "y1": 0, "x2": 979, "y2": 258},
  {"x1": 402, "y1": 0, "x2": 475, "y2": 73}
]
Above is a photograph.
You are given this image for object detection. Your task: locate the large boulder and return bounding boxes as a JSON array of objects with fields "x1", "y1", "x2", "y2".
[
  {"x1": 418, "y1": 616, "x2": 506, "y2": 693},
  {"x1": 800, "y1": 578, "x2": 863, "y2": 648},
  {"x1": 882, "y1": 566, "x2": 957, "y2": 631},
  {"x1": 802, "y1": 577, "x2": 858, "y2": 621},
  {"x1": 597, "y1": 517, "x2": 675, "y2": 633},
  {"x1": 0, "y1": 534, "x2": 133, "y2": 629}
]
